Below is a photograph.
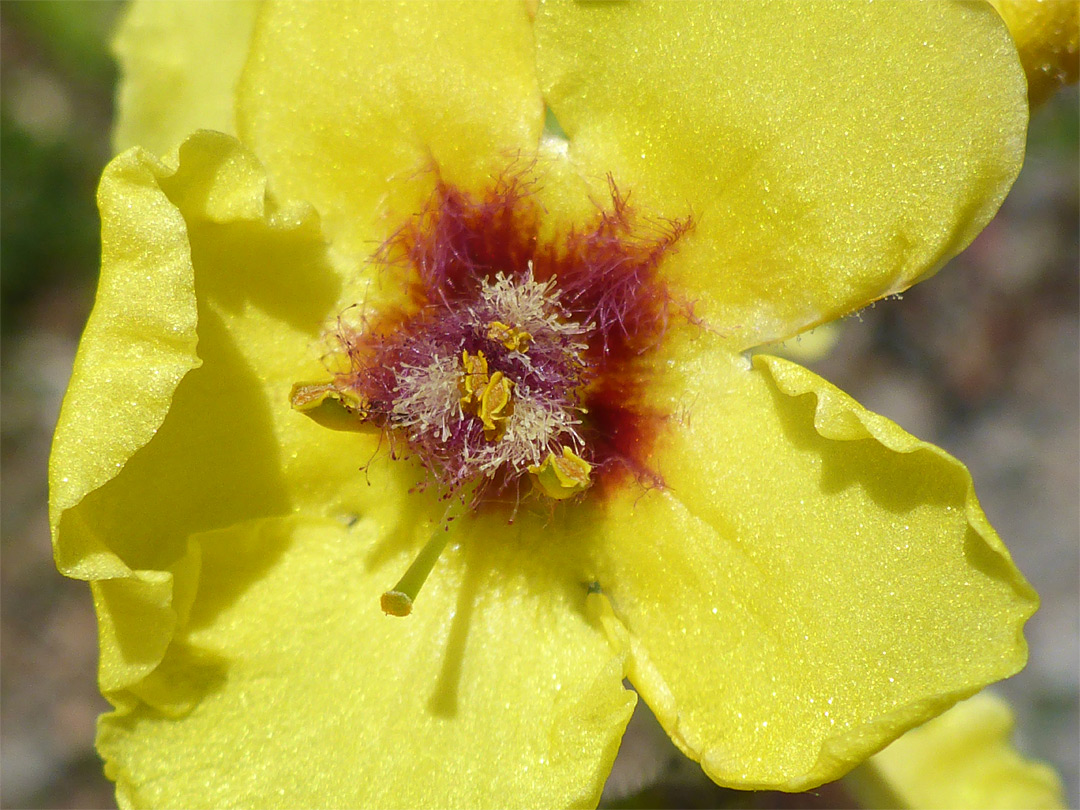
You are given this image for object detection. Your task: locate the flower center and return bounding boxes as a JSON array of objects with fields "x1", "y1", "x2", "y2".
[
  {"x1": 291, "y1": 173, "x2": 691, "y2": 614},
  {"x1": 294, "y1": 265, "x2": 595, "y2": 500},
  {"x1": 393, "y1": 267, "x2": 593, "y2": 486}
]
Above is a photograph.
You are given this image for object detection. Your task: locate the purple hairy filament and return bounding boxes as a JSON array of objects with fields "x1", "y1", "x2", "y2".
[{"x1": 293, "y1": 169, "x2": 692, "y2": 510}]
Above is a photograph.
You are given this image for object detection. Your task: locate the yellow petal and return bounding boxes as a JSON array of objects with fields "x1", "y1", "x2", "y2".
[
  {"x1": 754, "y1": 322, "x2": 843, "y2": 365},
  {"x1": 54, "y1": 132, "x2": 633, "y2": 806},
  {"x1": 49, "y1": 130, "x2": 367, "y2": 693},
  {"x1": 989, "y1": 0, "x2": 1079, "y2": 107},
  {"x1": 112, "y1": 0, "x2": 259, "y2": 155},
  {"x1": 586, "y1": 334, "x2": 1035, "y2": 790},
  {"x1": 97, "y1": 514, "x2": 634, "y2": 808},
  {"x1": 849, "y1": 691, "x2": 1065, "y2": 809},
  {"x1": 535, "y1": 1, "x2": 1027, "y2": 348},
  {"x1": 49, "y1": 144, "x2": 199, "y2": 560},
  {"x1": 236, "y1": 0, "x2": 543, "y2": 259}
]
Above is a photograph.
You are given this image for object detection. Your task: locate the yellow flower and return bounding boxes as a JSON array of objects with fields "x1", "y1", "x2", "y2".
[{"x1": 52, "y1": 2, "x2": 1038, "y2": 807}]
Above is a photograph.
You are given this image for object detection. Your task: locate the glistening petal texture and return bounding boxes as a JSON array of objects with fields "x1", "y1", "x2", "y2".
[
  {"x1": 97, "y1": 515, "x2": 634, "y2": 810},
  {"x1": 48, "y1": 142, "x2": 206, "y2": 696},
  {"x1": 55, "y1": 133, "x2": 632, "y2": 808},
  {"x1": 50, "y1": 146, "x2": 198, "y2": 537},
  {"x1": 237, "y1": 0, "x2": 543, "y2": 259},
  {"x1": 852, "y1": 692, "x2": 1065, "y2": 809},
  {"x1": 587, "y1": 337, "x2": 1035, "y2": 790},
  {"x1": 50, "y1": 131, "x2": 353, "y2": 693},
  {"x1": 535, "y1": 1, "x2": 1027, "y2": 348},
  {"x1": 111, "y1": 0, "x2": 259, "y2": 155}
]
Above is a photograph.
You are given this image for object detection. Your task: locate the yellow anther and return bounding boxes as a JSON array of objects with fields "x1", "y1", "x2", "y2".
[
  {"x1": 478, "y1": 371, "x2": 513, "y2": 439},
  {"x1": 486, "y1": 320, "x2": 533, "y2": 353},
  {"x1": 459, "y1": 350, "x2": 490, "y2": 409},
  {"x1": 290, "y1": 381, "x2": 369, "y2": 417},
  {"x1": 528, "y1": 446, "x2": 592, "y2": 500}
]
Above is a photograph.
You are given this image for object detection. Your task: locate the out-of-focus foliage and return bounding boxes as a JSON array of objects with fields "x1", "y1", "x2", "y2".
[
  {"x1": 1, "y1": 4, "x2": 121, "y2": 809},
  {"x1": 0, "y1": 1, "x2": 121, "y2": 335}
]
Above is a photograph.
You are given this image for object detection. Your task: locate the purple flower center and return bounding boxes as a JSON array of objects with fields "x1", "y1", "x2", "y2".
[{"x1": 294, "y1": 172, "x2": 692, "y2": 509}]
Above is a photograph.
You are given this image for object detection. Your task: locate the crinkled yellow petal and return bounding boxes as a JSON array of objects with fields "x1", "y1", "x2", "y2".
[
  {"x1": 49, "y1": 144, "x2": 198, "y2": 539},
  {"x1": 97, "y1": 514, "x2": 634, "y2": 809},
  {"x1": 49, "y1": 130, "x2": 366, "y2": 693},
  {"x1": 586, "y1": 335, "x2": 1035, "y2": 790},
  {"x1": 989, "y1": 0, "x2": 1079, "y2": 107},
  {"x1": 111, "y1": 0, "x2": 259, "y2": 155},
  {"x1": 535, "y1": 1, "x2": 1027, "y2": 348},
  {"x1": 848, "y1": 691, "x2": 1065, "y2": 809},
  {"x1": 236, "y1": 0, "x2": 543, "y2": 259}
]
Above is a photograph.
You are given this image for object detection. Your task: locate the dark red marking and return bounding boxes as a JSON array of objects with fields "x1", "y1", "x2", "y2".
[{"x1": 336, "y1": 166, "x2": 692, "y2": 507}]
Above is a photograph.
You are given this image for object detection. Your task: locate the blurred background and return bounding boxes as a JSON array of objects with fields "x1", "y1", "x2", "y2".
[{"x1": 1, "y1": 2, "x2": 1076, "y2": 808}]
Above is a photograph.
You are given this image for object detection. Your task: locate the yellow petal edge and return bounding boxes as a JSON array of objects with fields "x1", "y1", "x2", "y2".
[
  {"x1": 588, "y1": 339, "x2": 1036, "y2": 790},
  {"x1": 848, "y1": 691, "x2": 1065, "y2": 809},
  {"x1": 50, "y1": 130, "x2": 305, "y2": 697},
  {"x1": 535, "y1": 0, "x2": 1027, "y2": 348}
]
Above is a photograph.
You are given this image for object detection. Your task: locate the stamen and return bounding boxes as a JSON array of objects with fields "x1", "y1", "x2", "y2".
[
  {"x1": 458, "y1": 349, "x2": 489, "y2": 409},
  {"x1": 477, "y1": 371, "x2": 514, "y2": 439},
  {"x1": 486, "y1": 320, "x2": 533, "y2": 353},
  {"x1": 380, "y1": 529, "x2": 453, "y2": 617},
  {"x1": 289, "y1": 381, "x2": 371, "y2": 431},
  {"x1": 392, "y1": 355, "x2": 462, "y2": 442},
  {"x1": 289, "y1": 381, "x2": 368, "y2": 416},
  {"x1": 528, "y1": 446, "x2": 592, "y2": 499}
]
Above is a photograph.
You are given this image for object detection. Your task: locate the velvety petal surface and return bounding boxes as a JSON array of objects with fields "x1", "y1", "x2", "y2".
[
  {"x1": 112, "y1": 0, "x2": 259, "y2": 155},
  {"x1": 535, "y1": 1, "x2": 1027, "y2": 348},
  {"x1": 850, "y1": 692, "x2": 1065, "y2": 809},
  {"x1": 98, "y1": 514, "x2": 633, "y2": 810},
  {"x1": 51, "y1": 130, "x2": 345, "y2": 692},
  {"x1": 585, "y1": 334, "x2": 1036, "y2": 790},
  {"x1": 236, "y1": 0, "x2": 543, "y2": 260},
  {"x1": 52, "y1": 132, "x2": 631, "y2": 808}
]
